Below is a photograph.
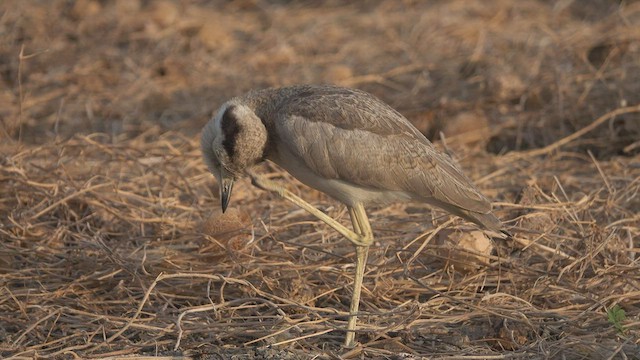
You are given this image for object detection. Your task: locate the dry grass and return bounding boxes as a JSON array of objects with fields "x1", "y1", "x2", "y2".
[{"x1": 1, "y1": 0, "x2": 639, "y2": 359}]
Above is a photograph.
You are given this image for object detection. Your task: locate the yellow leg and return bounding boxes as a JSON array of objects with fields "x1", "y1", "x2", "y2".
[
  {"x1": 250, "y1": 175, "x2": 370, "y2": 246},
  {"x1": 344, "y1": 204, "x2": 373, "y2": 348},
  {"x1": 250, "y1": 175, "x2": 374, "y2": 347}
]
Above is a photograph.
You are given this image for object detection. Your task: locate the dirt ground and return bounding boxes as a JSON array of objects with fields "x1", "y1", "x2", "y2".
[{"x1": 1, "y1": 0, "x2": 639, "y2": 359}]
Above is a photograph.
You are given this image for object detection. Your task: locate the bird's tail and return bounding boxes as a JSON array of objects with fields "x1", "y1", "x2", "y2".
[{"x1": 435, "y1": 201, "x2": 510, "y2": 238}]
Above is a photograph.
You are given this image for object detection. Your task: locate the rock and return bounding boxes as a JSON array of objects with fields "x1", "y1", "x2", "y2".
[
  {"x1": 444, "y1": 111, "x2": 491, "y2": 145},
  {"x1": 201, "y1": 207, "x2": 252, "y2": 251},
  {"x1": 325, "y1": 65, "x2": 354, "y2": 85},
  {"x1": 71, "y1": 0, "x2": 102, "y2": 19},
  {"x1": 436, "y1": 229, "x2": 494, "y2": 273},
  {"x1": 151, "y1": 0, "x2": 180, "y2": 28}
]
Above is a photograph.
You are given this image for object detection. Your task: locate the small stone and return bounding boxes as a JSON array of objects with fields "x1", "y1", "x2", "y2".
[
  {"x1": 437, "y1": 229, "x2": 494, "y2": 273},
  {"x1": 325, "y1": 65, "x2": 354, "y2": 85},
  {"x1": 442, "y1": 111, "x2": 491, "y2": 147},
  {"x1": 201, "y1": 207, "x2": 252, "y2": 252},
  {"x1": 151, "y1": 1, "x2": 180, "y2": 28},
  {"x1": 71, "y1": 0, "x2": 102, "y2": 19},
  {"x1": 198, "y1": 21, "x2": 235, "y2": 51}
]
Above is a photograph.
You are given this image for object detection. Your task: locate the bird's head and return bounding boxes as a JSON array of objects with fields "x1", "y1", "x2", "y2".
[{"x1": 201, "y1": 102, "x2": 268, "y2": 212}]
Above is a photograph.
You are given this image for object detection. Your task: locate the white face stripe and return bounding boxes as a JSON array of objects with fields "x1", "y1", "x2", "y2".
[
  {"x1": 212, "y1": 103, "x2": 230, "y2": 135},
  {"x1": 201, "y1": 103, "x2": 233, "y2": 177}
]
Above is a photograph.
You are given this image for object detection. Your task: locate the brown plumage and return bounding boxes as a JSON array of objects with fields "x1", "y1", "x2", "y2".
[
  {"x1": 201, "y1": 84, "x2": 507, "y2": 347},
  {"x1": 202, "y1": 84, "x2": 503, "y2": 231}
]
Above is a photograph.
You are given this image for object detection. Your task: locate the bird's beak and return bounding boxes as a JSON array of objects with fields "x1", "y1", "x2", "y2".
[{"x1": 219, "y1": 169, "x2": 234, "y2": 213}]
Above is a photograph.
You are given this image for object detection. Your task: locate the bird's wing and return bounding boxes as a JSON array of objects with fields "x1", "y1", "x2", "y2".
[
  {"x1": 272, "y1": 91, "x2": 492, "y2": 214},
  {"x1": 270, "y1": 85, "x2": 429, "y2": 141}
]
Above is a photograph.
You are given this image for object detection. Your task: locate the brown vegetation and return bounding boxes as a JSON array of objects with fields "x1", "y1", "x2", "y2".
[{"x1": 1, "y1": 1, "x2": 639, "y2": 358}]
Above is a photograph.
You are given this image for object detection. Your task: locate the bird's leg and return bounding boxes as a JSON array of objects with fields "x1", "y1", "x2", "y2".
[
  {"x1": 249, "y1": 174, "x2": 370, "y2": 246},
  {"x1": 249, "y1": 174, "x2": 374, "y2": 347},
  {"x1": 344, "y1": 203, "x2": 373, "y2": 348}
]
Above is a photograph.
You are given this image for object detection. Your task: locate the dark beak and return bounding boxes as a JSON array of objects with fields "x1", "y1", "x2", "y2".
[{"x1": 220, "y1": 169, "x2": 234, "y2": 213}]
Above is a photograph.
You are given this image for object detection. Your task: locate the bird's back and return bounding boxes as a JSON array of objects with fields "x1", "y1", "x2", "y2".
[{"x1": 246, "y1": 85, "x2": 427, "y2": 140}]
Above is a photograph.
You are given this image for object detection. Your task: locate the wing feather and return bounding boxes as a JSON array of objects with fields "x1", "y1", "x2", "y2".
[{"x1": 274, "y1": 110, "x2": 492, "y2": 215}]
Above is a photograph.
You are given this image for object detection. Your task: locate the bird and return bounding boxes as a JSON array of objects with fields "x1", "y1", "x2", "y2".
[{"x1": 201, "y1": 84, "x2": 507, "y2": 347}]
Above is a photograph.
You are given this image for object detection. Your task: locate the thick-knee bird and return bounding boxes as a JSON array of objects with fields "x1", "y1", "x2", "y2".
[{"x1": 201, "y1": 84, "x2": 506, "y2": 347}]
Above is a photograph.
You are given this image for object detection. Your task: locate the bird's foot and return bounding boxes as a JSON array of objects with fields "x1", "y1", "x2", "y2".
[{"x1": 250, "y1": 174, "x2": 286, "y2": 197}]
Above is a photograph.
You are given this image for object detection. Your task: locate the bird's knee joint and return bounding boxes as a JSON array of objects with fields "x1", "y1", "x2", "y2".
[{"x1": 354, "y1": 234, "x2": 373, "y2": 247}]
